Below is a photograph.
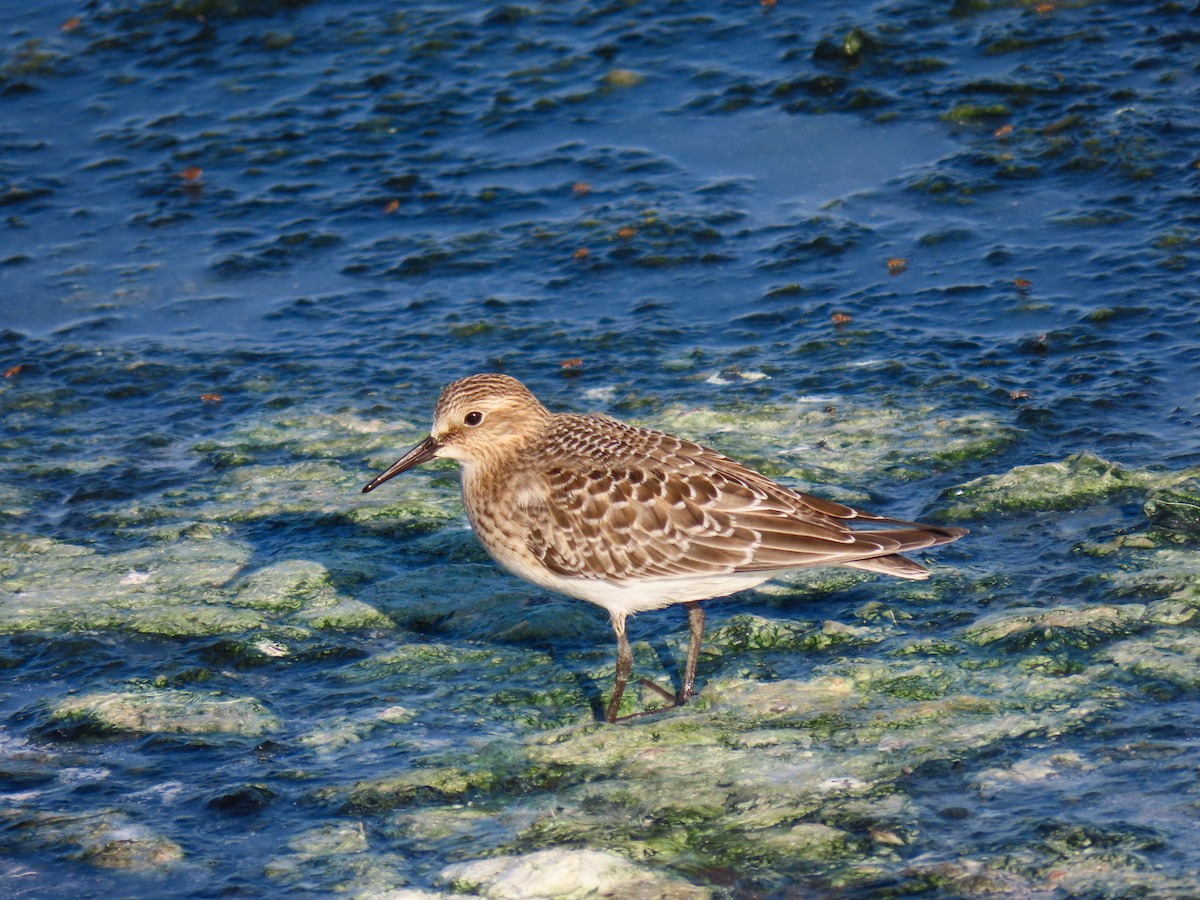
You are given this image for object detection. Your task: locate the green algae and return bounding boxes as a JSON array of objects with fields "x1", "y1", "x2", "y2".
[
  {"x1": 1101, "y1": 543, "x2": 1200, "y2": 602},
  {"x1": 0, "y1": 509, "x2": 390, "y2": 639},
  {"x1": 5, "y1": 404, "x2": 1182, "y2": 892},
  {"x1": 287, "y1": 821, "x2": 368, "y2": 856},
  {"x1": 338, "y1": 638, "x2": 597, "y2": 730},
  {"x1": 230, "y1": 559, "x2": 393, "y2": 629},
  {"x1": 0, "y1": 539, "x2": 388, "y2": 639},
  {"x1": 0, "y1": 0, "x2": 1196, "y2": 895},
  {"x1": 342, "y1": 500, "x2": 458, "y2": 536},
  {"x1": 232, "y1": 559, "x2": 333, "y2": 611},
  {"x1": 295, "y1": 596, "x2": 393, "y2": 630},
  {"x1": 126, "y1": 604, "x2": 266, "y2": 638},
  {"x1": 0, "y1": 482, "x2": 38, "y2": 520},
  {"x1": 706, "y1": 613, "x2": 817, "y2": 652},
  {"x1": 386, "y1": 801, "x2": 550, "y2": 862}
]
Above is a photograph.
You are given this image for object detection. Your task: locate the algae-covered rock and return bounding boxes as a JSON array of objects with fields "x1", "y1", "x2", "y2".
[
  {"x1": 287, "y1": 821, "x2": 370, "y2": 857},
  {"x1": 343, "y1": 498, "x2": 459, "y2": 536},
  {"x1": 747, "y1": 821, "x2": 851, "y2": 860},
  {"x1": 232, "y1": 559, "x2": 394, "y2": 629},
  {"x1": 1145, "y1": 479, "x2": 1200, "y2": 537},
  {"x1": 0, "y1": 808, "x2": 183, "y2": 872},
  {"x1": 84, "y1": 833, "x2": 185, "y2": 870},
  {"x1": 974, "y1": 750, "x2": 1091, "y2": 797},
  {"x1": 705, "y1": 613, "x2": 883, "y2": 657},
  {"x1": 0, "y1": 482, "x2": 38, "y2": 520},
  {"x1": 897, "y1": 858, "x2": 1038, "y2": 896},
  {"x1": 962, "y1": 604, "x2": 1147, "y2": 650},
  {"x1": 232, "y1": 559, "x2": 334, "y2": 611},
  {"x1": 645, "y1": 404, "x2": 1014, "y2": 488},
  {"x1": 1102, "y1": 547, "x2": 1200, "y2": 604},
  {"x1": 264, "y1": 821, "x2": 414, "y2": 893},
  {"x1": 437, "y1": 847, "x2": 711, "y2": 899},
  {"x1": 338, "y1": 638, "x2": 594, "y2": 729},
  {"x1": 297, "y1": 705, "x2": 416, "y2": 754},
  {"x1": 940, "y1": 452, "x2": 1173, "y2": 520},
  {"x1": 0, "y1": 525, "x2": 394, "y2": 637},
  {"x1": 126, "y1": 604, "x2": 266, "y2": 638},
  {"x1": 0, "y1": 532, "x2": 256, "y2": 636},
  {"x1": 705, "y1": 613, "x2": 815, "y2": 652},
  {"x1": 1143, "y1": 598, "x2": 1199, "y2": 626},
  {"x1": 51, "y1": 689, "x2": 282, "y2": 736},
  {"x1": 386, "y1": 802, "x2": 549, "y2": 860},
  {"x1": 341, "y1": 766, "x2": 503, "y2": 814},
  {"x1": 1103, "y1": 630, "x2": 1200, "y2": 689},
  {"x1": 294, "y1": 596, "x2": 395, "y2": 631}
]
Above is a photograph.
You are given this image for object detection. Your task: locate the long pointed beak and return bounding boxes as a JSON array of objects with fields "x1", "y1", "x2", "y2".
[{"x1": 361, "y1": 435, "x2": 442, "y2": 493}]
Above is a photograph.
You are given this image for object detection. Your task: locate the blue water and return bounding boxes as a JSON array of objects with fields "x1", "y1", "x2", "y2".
[{"x1": 3, "y1": 0, "x2": 1200, "y2": 896}]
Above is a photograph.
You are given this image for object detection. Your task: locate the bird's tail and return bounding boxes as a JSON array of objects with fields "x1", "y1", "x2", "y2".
[{"x1": 843, "y1": 554, "x2": 932, "y2": 580}]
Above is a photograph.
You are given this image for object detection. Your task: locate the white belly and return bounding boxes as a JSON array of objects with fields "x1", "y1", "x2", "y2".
[{"x1": 505, "y1": 562, "x2": 772, "y2": 617}]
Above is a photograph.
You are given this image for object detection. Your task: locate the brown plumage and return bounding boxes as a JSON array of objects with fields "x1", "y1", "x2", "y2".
[{"x1": 363, "y1": 373, "x2": 967, "y2": 722}]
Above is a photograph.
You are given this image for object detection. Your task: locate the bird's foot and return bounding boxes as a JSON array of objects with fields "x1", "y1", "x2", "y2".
[{"x1": 607, "y1": 679, "x2": 689, "y2": 724}]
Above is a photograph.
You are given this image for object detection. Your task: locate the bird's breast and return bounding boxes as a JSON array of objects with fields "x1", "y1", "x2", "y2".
[{"x1": 460, "y1": 466, "x2": 551, "y2": 575}]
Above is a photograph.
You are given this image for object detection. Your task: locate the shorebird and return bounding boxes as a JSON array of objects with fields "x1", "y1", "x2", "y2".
[{"x1": 362, "y1": 374, "x2": 966, "y2": 723}]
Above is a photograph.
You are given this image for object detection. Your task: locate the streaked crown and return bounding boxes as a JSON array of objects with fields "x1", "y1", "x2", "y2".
[{"x1": 429, "y1": 374, "x2": 551, "y2": 464}]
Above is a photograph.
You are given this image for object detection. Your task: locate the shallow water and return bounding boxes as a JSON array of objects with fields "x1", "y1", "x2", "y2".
[{"x1": 3, "y1": 1, "x2": 1200, "y2": 897}]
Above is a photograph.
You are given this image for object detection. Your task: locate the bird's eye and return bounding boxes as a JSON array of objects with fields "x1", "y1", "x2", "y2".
[{"x1": 464, "y1": 411, "x2": 484, "y2": 426}]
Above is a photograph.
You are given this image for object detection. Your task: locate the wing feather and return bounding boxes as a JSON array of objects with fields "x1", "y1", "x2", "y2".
[{"x1": 516, "y1": 414, "x2": 966, "y2": 583}]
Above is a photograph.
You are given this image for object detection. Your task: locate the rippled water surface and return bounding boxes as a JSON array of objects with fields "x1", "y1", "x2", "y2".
[{"x1": 2, "y1": 1, "x2": 1200, "y2": 897}]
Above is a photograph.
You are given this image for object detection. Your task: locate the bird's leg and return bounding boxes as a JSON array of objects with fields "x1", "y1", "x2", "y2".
[
  {"x1": 604, "y1": 612, "x2": 632, "y2": 723},
  {"x1": 679, "y1": 601, "x2": 705, "y2": 704},
  {"x1": 607, "y1": 608, "x2": 711, "y2": 723},
  {"x1": 605, "y1": 613, "x2": 677, "y2": 723}
]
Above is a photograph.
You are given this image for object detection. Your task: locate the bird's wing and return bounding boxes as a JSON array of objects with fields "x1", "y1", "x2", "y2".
[{"x1": 515, "y1": 416, "x2": 965, "y2": 583}]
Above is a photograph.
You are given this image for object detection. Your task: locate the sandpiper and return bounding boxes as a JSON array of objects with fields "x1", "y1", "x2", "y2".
[{"x1": 363, "y1": 374, "x2": 966, "y2": 723}]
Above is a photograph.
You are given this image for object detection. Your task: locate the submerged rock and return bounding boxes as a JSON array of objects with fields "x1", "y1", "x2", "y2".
[
  {"x1": 1104, "y1": 630, "x2": 1200, "y2": 689},
  {"x1": 340, "y1": 765, "x2": 502, "y2": 813},
  {"x1": 51, "y1": 689, "x2": 282, "y2": 736},
  {"x1": 1145, "y1": 479, "x2": 1200, "y2": 538},
  {"x1": 437, "y1": 847, "x2": 711, "y2": 899},
  {"x1": 0, "y1": 482, "x2": 38, "y2": 520},
  {"x1": 297, "y1": 704, "x2": 415, "y2": 754},
  {"x1": 357, "y1": 564, "x2": 602, "y2": 643},
  {"x1": 264, "y1": 821, "x2": 414, "y2": 894},
  {"x1": 962, "y1": 604, "x2": 1148, "y2": 650},
  {"x1": 0, "y1": 531, "x2": 257, "y2": 636},
  {"x1": 232, "y1": 559, "x2": 334, "y2": 611},
  {"x1": 0, "y1": 807, "x2": 182, "y2": 872},
  {"x1": 647, "y1": 403, "x2": 1014, "y2": 488},
  {"x1": 939, "y1": 451, "x2": 1182, "y2": 520}
]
